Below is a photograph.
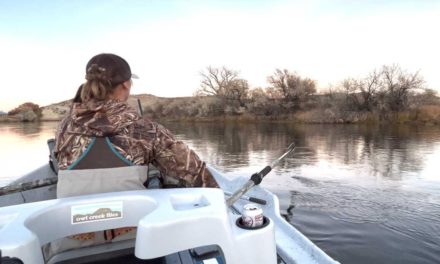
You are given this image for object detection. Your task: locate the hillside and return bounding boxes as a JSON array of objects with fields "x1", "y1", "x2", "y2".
[{"x1": 39, "y1": 94, "x2": 213, "y2": 121}]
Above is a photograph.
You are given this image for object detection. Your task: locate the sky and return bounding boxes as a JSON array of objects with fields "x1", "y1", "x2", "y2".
[{"x1": 0, "y1": 0, "x2": 439, "y2": 111}]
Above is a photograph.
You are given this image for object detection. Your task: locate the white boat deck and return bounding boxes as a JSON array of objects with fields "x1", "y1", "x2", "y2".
[{"x1": 0, "y1": 164, "x2": 340, "y2": 264}]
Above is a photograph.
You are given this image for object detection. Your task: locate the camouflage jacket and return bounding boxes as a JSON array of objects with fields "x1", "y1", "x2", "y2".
[{"x1": 54, "y1": 99, "x2": 218, "y2": 188}]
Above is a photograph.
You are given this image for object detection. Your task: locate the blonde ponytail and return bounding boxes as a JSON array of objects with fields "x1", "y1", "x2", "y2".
[{"x1": 80, "y1": 64, "x2": 115, "y2": 102}]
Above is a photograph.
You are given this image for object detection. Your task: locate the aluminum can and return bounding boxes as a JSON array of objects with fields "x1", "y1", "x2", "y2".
[{"x1": 241, "y1": 203, "x2": 264, "y2": 228}]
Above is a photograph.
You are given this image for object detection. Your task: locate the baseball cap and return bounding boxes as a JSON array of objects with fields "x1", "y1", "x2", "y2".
[{"x1": 86, "y1": 53, "x2": 138, "y2": 85}]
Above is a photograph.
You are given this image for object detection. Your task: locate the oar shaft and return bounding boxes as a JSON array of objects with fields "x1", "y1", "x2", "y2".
[
  {"x1": 226, "y1": 142, "x2": 296, "y2": 207},
  {"x1": 137, "y1": 98, "x2": 144, "y2": 116},
  {"x1": 0, "y1": 177, "x2": 58, "y2": 196},
  {"x1": 270, "y1": 142, "x2": 296, "y2": 168},
  {"x1": 226, "y1": 180, "x2": 255, "y2": 207}
]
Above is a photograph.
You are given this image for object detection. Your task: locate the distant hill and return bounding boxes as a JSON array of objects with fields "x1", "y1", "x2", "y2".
[
  {"x1": 0, "y1": 110, "x2": 5, "y2": 115},
  {"x1": 40, "y1": 93, "x2": 192, "y2": 121},
  {"x1": 40, "y1": 99, "x2": 72, "y2": 121}
]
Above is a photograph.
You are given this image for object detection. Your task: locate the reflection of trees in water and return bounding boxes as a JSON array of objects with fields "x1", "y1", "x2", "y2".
[
  {"x1": 163, "y1": 121, "x2": 440, "y2": 179},
  {"x1": 2, "y1": 122, "x2": 58, "y2": 138},
  {"x1": 165, "y1": 121, "x2": 296, "y2": 151},
  {"x1": 13, "y1": 122, "x2": 43, "y2": 137},
  {"x1": 301, "y1": 124, "x2": 439, "y2": 180},
  {"x1": 0, "y1": 122, "x2": 59, "y2": 142},
  {"x1": 163, "y1": 121, "x2": 304, "y2": 170}
]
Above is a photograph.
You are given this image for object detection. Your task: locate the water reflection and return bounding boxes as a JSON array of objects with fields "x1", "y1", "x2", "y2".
[
  {"x1": 11, "y1": 122, "x2": 44, "y2": 136},
  {"x1": 162, "y1": 121, "x2": 308, "y2": 172},
  {"x1": 1, "y1": 121, "x2": 439, "y2": 263},
  {"x1": 0, "y1": 122, "x2": 58, "y2": 186},
  {"x1": 161, "y1": 121, "x2": 440, "y2": 264},
  {"x1": 163, "y1": 121, "x2": 440, "y2": 184}
]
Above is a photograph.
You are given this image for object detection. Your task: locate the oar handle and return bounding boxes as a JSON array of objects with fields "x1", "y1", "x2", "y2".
[
  {"x1": 226, "y1": 166, "x2": 270, "y2": 207},
  {"x1": 250, "y1": 165, "x2": 272, "y2": 185},
  {"x1": 247, "y1": 196, "x2": 267, "y2": 205},
  {"x1": 226, "y1": 142, "x2": 296, "y2": 207}
]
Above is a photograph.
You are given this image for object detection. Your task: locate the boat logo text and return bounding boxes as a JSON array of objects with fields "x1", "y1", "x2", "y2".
[{"x1": 71, "y1": 201, "x2": 123, "y2": 224}]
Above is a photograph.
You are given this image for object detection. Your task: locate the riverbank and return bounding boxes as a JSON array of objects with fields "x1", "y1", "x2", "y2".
[
  {"x1": 3, "y1": 94, "x2": 440, "y2": 125},
  {"x1": 146, "y1": 103, "x2": 440, "y2": 126}
]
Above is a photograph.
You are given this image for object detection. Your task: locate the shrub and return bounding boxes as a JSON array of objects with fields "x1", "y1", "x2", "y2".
[{"x1": 8, "y1": 102, "x2": 42, "y2": 117}]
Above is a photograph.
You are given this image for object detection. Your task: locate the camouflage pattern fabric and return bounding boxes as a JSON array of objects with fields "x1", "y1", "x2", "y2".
[
  {"x1": 54, "y1": 99, "x2": 218, "y2": 242},
  {"x1": 55, "y1": 99, "x2": 219, "y2": 188}
]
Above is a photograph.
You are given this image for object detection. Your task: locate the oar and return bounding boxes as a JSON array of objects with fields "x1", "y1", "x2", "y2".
[
  {"x1": 1, "y1": 142, "x2": 295, "y2": 198},
  {"x1": 0, "y1": 177, "x2": 58, "y2": 196},
  {"x1": 226, "y1": 142, "x2": 296, "y2": 207},
  {"x1": 137, "y1": 98, "x2": 144, "y2": 116}
]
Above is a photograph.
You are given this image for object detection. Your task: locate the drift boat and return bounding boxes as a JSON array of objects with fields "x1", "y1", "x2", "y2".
[{"x1": 0, "y1": 163, "x2": 339, "y2": 264}]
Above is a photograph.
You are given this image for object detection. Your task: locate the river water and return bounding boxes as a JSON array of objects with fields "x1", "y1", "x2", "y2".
[{"x1": 1, "y1": 121, "x2": 439, "y2": 264}]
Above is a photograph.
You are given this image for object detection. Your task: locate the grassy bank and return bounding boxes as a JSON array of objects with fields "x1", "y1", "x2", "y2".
[
  {"x1": 5, "y1": 94, "x2": 440, "y2": 125},
  {"x1": 141, "y1": 95, "x2": 440, "y2": 125}
]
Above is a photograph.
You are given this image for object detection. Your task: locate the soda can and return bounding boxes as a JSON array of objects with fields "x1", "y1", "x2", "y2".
[{"x1": 241, "y1": 203, "x2": 264, "y2": 228}]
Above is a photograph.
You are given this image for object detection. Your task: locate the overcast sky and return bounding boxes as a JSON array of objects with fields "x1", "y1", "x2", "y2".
[{"x1": 1, "y1": 0, "x2": 439, "y2": 111}]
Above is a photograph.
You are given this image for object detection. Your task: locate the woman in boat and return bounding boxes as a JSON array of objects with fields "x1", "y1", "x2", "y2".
[
  {"x1": 45, "y1": 53, "x2": 219, "y2": 259},
  {"x1": 54, "y1": 53, "x2": 218, "y2": 189}
]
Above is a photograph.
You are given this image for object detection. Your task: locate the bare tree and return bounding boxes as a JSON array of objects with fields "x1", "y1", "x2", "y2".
[
  {"x1": 265, "y1": 87, "x2": 283, "y2": 99},
  {"x1": 381, "y1": 64, "x2": 424, "y2": 111},
  {"x1": 197, "y1": 66, "x2": 239, "y2": 97},
  {"x1": 341, "y1": 64, "x2": 425, "y2": 112},
  {"x1": 248, "y1": 87, "x2": 283, "y2": 115},
  {"x1": 196, "y1": 66, "x2": 250, "y2": 106},
  {"x1": 224, "y1": 78, "x2": 249, "y2": 106},
  {"x1": 410, "y1": 88, "x2": 440, "y2": 107},
  {"x1": 342, "y1": 70, "x2": 381, "y2": 111},
  {"x1": 249, "y1": 87, "x2": 266, "y2": 101},
  {"x1": 360, "y1": 70, "x2": 381, "y2": 111},
  {"x1": 341, "y1": 78, "x2": 360, "y2": 110},
  {"x1": 267, "y1": 69, "x2": 316, "y2": 103}
]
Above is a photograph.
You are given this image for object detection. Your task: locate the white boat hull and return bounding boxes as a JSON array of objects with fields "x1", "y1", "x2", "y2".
[{"x1": 0, "y1": 164, "x2": 339, "y2": 264}]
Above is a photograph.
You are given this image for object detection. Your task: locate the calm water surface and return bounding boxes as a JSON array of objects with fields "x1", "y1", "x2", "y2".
[{"x1": 1, "y1": 121, "x2": 439, "y2": 264}]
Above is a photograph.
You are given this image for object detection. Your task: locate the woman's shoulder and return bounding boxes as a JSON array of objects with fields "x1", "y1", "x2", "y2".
[
  {"x1": 133, "y1": 116, "x2": 159, "y2": 130},
  {"x1": 131, "y1": 116, "x2": 175, "y2": 138}
]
